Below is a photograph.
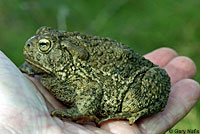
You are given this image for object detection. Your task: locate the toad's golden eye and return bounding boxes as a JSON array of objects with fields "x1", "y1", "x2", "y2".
[{"x1": 38, "y1": 39, "x2": 52, "y2": 53}]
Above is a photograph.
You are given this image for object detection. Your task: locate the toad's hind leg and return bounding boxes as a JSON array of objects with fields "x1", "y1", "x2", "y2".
[{"x1": 120, "y1": 67, "x2": 170, "y2": 123}]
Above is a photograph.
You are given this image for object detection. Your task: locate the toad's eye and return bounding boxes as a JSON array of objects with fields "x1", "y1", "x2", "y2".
[{"x1": 38, "y1": 39, "x2": 52, "y2": 53}]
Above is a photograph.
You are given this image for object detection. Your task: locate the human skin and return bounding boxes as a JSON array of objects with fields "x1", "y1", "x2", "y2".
[{"x1": 0, "y1": 48, "x2": 199, "y2": 134}]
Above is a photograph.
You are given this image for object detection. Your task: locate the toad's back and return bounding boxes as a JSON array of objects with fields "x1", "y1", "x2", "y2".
[{"x1": 59, "y1": 31, "x2": 163, "y2": 115}]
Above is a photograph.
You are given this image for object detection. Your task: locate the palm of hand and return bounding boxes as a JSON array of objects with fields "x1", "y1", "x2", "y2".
[{"x1": 0, "y1": 48, "x2": 199, "y2": 134}]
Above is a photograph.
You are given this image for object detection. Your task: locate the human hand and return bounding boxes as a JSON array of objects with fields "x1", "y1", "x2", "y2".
[{"x1": 0, "y1": 48, "x2": 199, "y2": 134}]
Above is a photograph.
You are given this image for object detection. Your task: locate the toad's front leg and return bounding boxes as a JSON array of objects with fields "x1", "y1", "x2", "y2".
[
  {"x1": 51, "y1": 107, "x2": 100, "y2": 123},
  {"x1": 51, "y1": 83, "x2": 103, "y2": 123}
]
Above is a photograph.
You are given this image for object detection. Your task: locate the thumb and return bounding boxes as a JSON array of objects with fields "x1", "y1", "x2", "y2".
[{"x1": 0, "y1": 51, "x2": 51, "y2": 133}]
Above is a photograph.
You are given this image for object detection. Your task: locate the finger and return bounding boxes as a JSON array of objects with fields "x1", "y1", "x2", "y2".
[
  {"x1": 100, "y1": 120, "x2": 141, "y2": 134},
  {"x1": 0, "y1": 51, "x2": 56, "y2": 133},
  {"x1": 144, "y1": 47, "x2": 178, "y2": 67},
  {"x1": 58, "y1": 121, "x2": 109, "y2": 134},
  {"x1": 0, "y1": 51, "x2": 21, "y2": 75},
  {"x1": 137, "y1": 79, "x2": 200, "y2": 134},
  {"x1": 84, "y1": 124, "x2": 113, "y2": 134},
  {"x1": 164, "y1": 56, "x2": 196, "y2": 86}
]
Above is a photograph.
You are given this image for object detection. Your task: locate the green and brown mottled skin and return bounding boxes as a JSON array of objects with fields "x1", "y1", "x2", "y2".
[{"x1": 20, "y1": 26, "x2": 171, "y2": 124}]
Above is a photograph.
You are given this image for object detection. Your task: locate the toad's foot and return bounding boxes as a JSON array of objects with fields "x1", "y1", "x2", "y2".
[{"x1": 98, "y1": 109, "x2": 148, "y2": 125}]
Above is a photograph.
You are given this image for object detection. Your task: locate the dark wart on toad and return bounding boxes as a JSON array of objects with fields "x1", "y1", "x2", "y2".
[{"x1": 20, "y1": 26, "x2": 171, "y2": 125}]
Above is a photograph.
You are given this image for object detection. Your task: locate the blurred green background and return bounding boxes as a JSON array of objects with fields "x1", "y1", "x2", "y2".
[{"x1": 0, "y1": 0, "x2": 199, "y2": 132}]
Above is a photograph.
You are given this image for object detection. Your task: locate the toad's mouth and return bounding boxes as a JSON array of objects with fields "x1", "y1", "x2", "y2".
[{"x1": 25, "y1": 58, "x2": 52, "y2": 76}]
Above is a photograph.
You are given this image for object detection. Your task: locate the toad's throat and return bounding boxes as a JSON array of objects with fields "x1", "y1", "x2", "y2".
[{"x1": 25, "y1": 58, "x2": 51, "y2": 75}]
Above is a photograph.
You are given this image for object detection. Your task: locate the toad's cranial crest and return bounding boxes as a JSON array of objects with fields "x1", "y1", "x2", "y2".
[{"x1": 20, "y1": 26, "x2": 171, "y2": 125}]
